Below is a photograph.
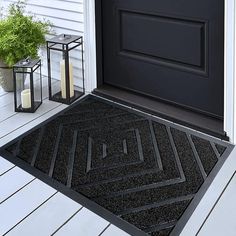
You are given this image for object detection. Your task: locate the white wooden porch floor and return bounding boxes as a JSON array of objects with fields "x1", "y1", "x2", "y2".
[{"x1": 0, "y1": 83, "x2": 236, "y2": 236}]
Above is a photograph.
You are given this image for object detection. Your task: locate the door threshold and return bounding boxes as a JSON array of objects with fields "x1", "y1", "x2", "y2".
[{"x1": 93, "y1": 85, "x2": 227, "y2": 141}]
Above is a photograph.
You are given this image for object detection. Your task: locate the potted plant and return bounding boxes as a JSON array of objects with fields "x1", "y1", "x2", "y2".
[{"x1": 0, "y1": 0, "x2": 51, "y2": 91}]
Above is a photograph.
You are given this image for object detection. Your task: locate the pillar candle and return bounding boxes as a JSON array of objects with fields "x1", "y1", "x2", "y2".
[
  {"x1": 21, "y1": 89, "x2": 31, "y2": 109},
  {"x1": 60, "y1": 60, "x2": 74, "y2": 99}
]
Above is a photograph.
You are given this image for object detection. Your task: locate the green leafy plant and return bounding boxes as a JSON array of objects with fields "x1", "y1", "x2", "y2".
[{"x1": 0, "y1": 0, "x2": 51, "y2": 67}]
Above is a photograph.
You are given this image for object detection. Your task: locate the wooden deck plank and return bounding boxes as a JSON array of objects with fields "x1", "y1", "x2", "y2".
[
  {"x1": 0, "y1": 157, "x2": 14, "y2": 176},
  {"x1": 0, "y1": 167, "x2": 34, "y2": 203},
  {"x1": 0, "y1": 179, "x2": 56, "y2": 235},
  {"x1": 198, "y1": 173, "x2": 236, "y2": 236},
  {"x1": 101, "y1": 225, "x2": 130, "y2": 236},
  {"x1": 0, "y1": 100, "x2": 63, "y2": 138},
  {"x1": 0, "y1": 105, "x2": 16, "y2": 124},
  {"x1": 0, "y1": 91, "x2": 47, "y2": 124},
  {"x1": 0, "y1": 103, "x2": 67, "y2": 148},
  {"x1": 0, "y1": 79, "x2": 59, "y2": 124},
  {"x1": 0, "y1": 93, "x2": 14, "y2": 109},
  {"x1": 53, "y1": 208, "x2": 109, "y2": 236},
  {"x1": 0, "y1": 87, "x2": 8, "y2": 97},
  {"x1": 6, "y1": 193, "x2": 82, "y2": 236},
  {"x1": 180, "y1": 147, "x2": 236, "y2": 235}
]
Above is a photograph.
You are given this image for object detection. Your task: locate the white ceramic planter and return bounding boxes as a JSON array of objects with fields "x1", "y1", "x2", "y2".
[{"x1": 0, "y1": 60, "x2": 14, "y2": 92}]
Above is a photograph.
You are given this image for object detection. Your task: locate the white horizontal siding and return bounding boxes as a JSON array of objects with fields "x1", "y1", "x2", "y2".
[{"x1": 2, "y1": 0, "x2": 84, "y2": 87}]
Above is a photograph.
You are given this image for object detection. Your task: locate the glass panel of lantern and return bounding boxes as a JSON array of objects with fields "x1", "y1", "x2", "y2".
[
  {"x1": 13, "y1": 58, "x2": 42, "y2": 113},
  {"x1": 46, "y1": 34, "x2": 85, "y2": 105}
]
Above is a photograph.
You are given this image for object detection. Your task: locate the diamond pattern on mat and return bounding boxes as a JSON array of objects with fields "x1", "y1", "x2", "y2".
[{"x1": 5, "y1": 97, "x2": 230, "y2": 236}]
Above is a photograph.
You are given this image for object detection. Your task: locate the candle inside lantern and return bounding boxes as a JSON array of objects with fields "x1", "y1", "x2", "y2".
[
  {"x1": 21, "y1": 89, "x2": 31, "y2": 109},
  {"x1": 60, "y1": 60, "x2": 74, "y2": 99}
]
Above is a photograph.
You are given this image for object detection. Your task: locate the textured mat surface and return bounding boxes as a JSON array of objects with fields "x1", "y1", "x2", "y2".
[{"x1": 1, "y1": 96, "x2": 233, "y2": 235}]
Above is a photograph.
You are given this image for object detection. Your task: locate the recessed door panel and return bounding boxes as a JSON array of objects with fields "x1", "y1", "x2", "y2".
[{"x1": 101, "y1": 0, "x2": 224, "y2": 117}]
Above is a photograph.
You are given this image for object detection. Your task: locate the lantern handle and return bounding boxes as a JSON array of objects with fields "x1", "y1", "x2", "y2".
[
  {"x1": 21, "y1": 57, "x2": 31, "y2": 66},
  {"x1": 59, "y1": 34, "x2": 71, "y2": 41}
]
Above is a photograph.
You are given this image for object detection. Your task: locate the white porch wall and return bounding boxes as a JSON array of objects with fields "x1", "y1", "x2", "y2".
[{"x1": 2, "y1": 0, "x2": 84, "y2": 88}]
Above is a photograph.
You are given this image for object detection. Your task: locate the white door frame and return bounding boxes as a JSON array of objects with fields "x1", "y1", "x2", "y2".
[
  {"x1": 84, "y1": 0, "x2": 236, "y2": 143},
  {"x1": 83, "y1": 0, "x2": 97, "y2": 93},
  {"x1": 224, "y1": 0, "x2": 236, "y2": 143}
]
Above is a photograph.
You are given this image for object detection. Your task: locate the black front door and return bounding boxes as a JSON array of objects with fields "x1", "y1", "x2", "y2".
[{"x1": 99, "y1": 0, "x2": 224, "y2": 118}]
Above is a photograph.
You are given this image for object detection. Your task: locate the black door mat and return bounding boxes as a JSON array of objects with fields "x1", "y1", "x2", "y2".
[{"x1": 0, "y1": 95, "x2": 233, "y2": 236}]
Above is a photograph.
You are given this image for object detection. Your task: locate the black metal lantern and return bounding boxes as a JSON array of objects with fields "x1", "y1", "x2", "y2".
[
  {"x1": 46, "y1": 34, "x2": 85, "y2": 104},
  {"x1": 13, "y1": 58, "x2": 42, "y2": 113}
]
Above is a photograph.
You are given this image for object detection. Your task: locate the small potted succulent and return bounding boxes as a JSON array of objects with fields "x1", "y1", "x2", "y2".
[{"x1": 0, "y1": 0, "x2": 51, "y2": 91}]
